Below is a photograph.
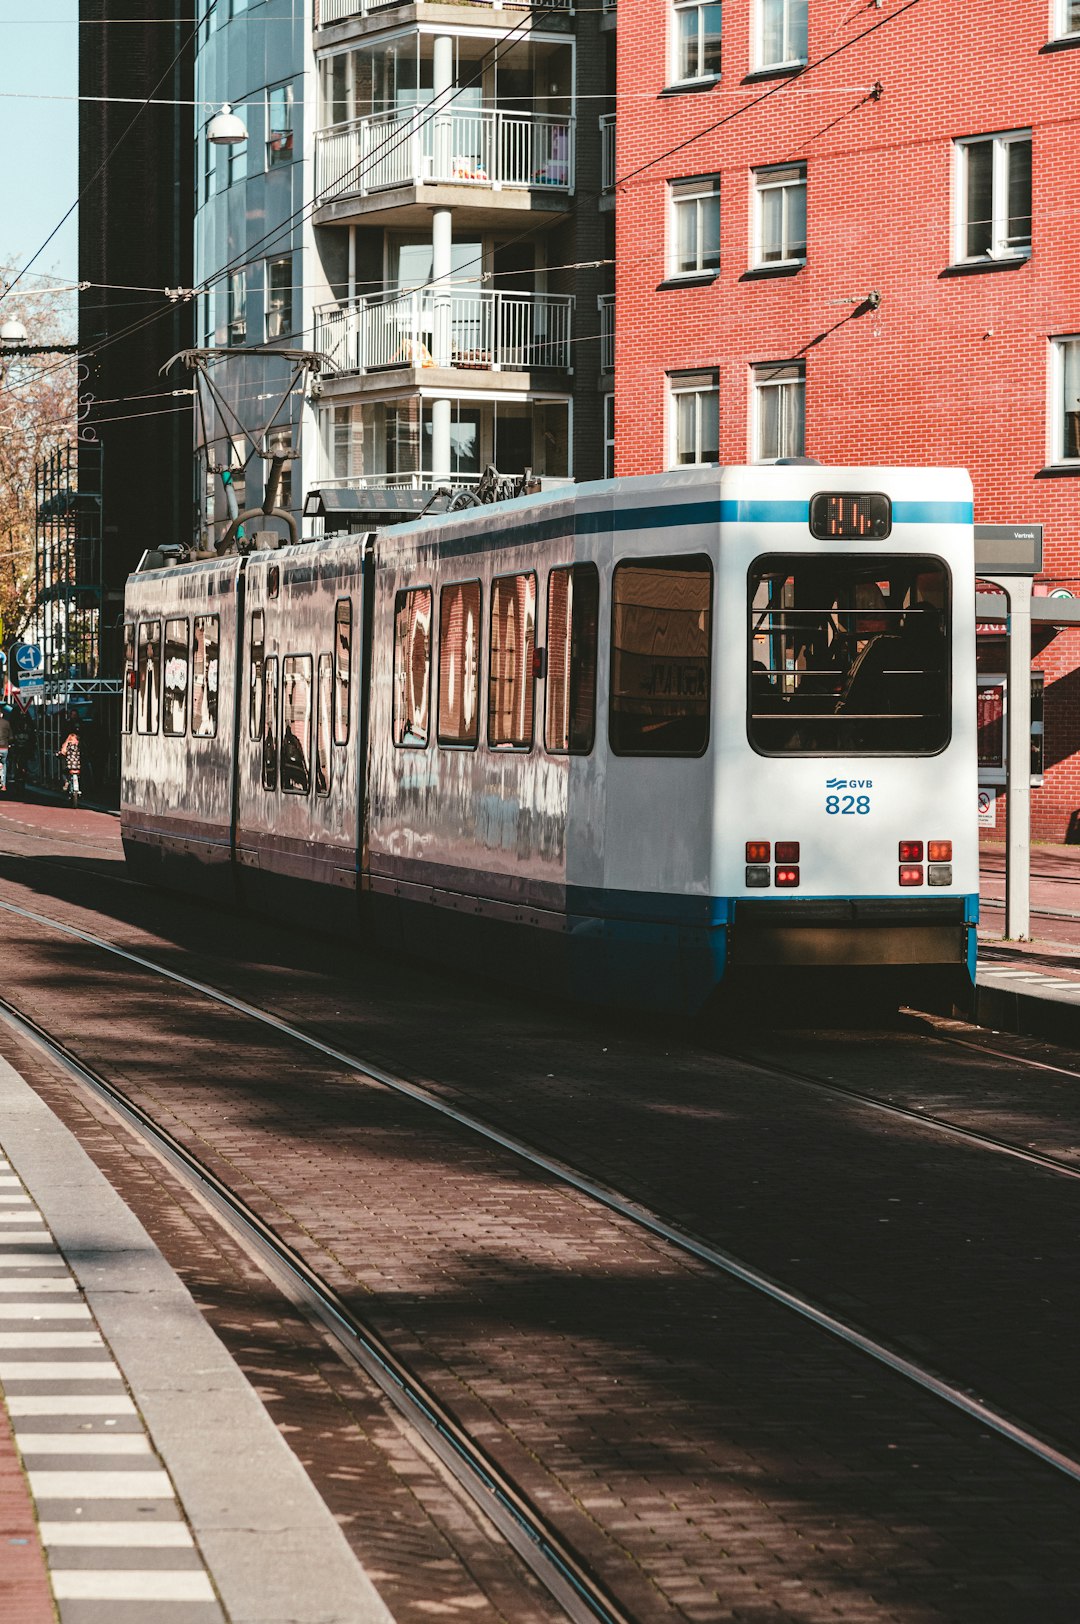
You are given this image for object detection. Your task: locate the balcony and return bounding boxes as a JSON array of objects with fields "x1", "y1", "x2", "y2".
[
  {"x1": 315, "y1": 285, "x2": 574, "y2": 375},
  {"x1": 316, "y1": 107, "x2": 574, "y2": 203},
  {"x1": 318, "y1": 0, "x2": 570, "y2": 19}
]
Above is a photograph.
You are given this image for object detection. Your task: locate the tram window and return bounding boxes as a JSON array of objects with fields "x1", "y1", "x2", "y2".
[
  {"x1": 609, "y1": 557, "x2": 712, "y2": 757},
  {"x1": 489, "y1": 573, "x2": 537, "y2": 750},
  {"x1": 438, "y1": 581, "x2": 481, "y2": 747},
  {"x1": 122, "y1": 625, "x2": 135, "y2": 735},
  {"x1": 191, "y1": 615, "x2": 219, "y2": 739},
  {"x1": 163, "y1": 618, "x2": 189, "y2": 737},
  {"x1": 249, "y1": 611, "x2": 264, "y2": 741},
  {"x1": 546, "y1": 564, "x2": 599, "y2": 755},
  {"x1": 136, "y1": 620, "x2": 162, "y2": 735},
  {"x1": 316, "y1": 653, "x2": 333, "y2": 796},
  {"x1": 747, "y1": 554, "x2": 951, "y2": 756},
  {"x1": 281, "y1": 655, "x2": 312, "y2": 793},
  {"x1": 262, "y1": 656, "x2": 279, "y2": 790},
  {"x1": 393, "y1": 588, "x2": 432, "y2": 748},
  {"x1": 333, "y1": 599, "x2": 351, "y2": 745}
]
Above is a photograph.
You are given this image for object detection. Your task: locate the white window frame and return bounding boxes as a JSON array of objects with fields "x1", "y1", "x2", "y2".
[
  {"x1": 1049, "y1": 335, "x2": 1080, "y2": 466},
  {"x1": 668, "y1": 371, "x2": 720, "y2": 468},
  {"x1": 672, "y1": 0, "x2": 722, "y2": 84},
  {"x1": 266, "y1": 81, "x2": 295, "y2": 170},
  {"x1": 1053, "y1": 0, "x2": 1080, "y2": 40},
  {"x1": 227, "y1": 269, "x2": 247, "y2": 345},
  {"x1": 752, "y1": 163, "x2": 806, "y2": 268},
  {"x1": 953, "y1": 130, "x2": 1032, "y2": 263},
  {"x1": 669, "y1": 176, "x2": 721, "y2": 278},
  {"x1": 752, "y1": 362, "x2": 805, "y2": 462},
  {"x1": 757, "y1": 0, "x2": 808, "y2": 71}
]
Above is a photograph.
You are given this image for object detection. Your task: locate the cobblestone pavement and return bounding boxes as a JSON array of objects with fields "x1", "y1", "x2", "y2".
[{"x1": 0, "y1": 808, "x2": 1077, "y2": 1619}]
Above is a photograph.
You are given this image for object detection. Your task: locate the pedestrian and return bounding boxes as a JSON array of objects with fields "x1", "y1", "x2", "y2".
[
  {"x1": 57, "y1": 724, "x2": 81, "y2": 806},
  {"x1": 0, "y1": 708, "x2": 12, "y2": 794}
]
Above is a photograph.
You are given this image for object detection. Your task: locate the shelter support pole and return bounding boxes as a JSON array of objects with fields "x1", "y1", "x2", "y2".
[{"x1": 1004, "y1": 578, "x2": 1032, "y2": 940}]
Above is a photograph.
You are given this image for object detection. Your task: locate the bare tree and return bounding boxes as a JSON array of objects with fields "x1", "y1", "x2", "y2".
[{"x1": 0, "y1": 269, "x2": 77, "y2": 643}]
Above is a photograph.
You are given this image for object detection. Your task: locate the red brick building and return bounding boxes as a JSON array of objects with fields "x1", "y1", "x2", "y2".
[{"x1": 611, "y1": 0, "x2": 1080, "y2": 841}]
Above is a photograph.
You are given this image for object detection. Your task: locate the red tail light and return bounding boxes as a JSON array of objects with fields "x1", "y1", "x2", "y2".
[
  {"x1": 928, "y1": 840, "x2": 952, "y2": 862},
  {"x1": 745, "y1": 841, "x2": 770, "y2": 863},
  {"x1": 775, "y1": 841, "x2": 800, "y2": 863},
  {"x1": 899, "y1": 865, "x2": 924, "y2": 886},
  {"x1": 775, "y1": 866, "x2": 800, "y2": 887},
  {"x1": 898, "y1": 840, "x2": 924, "y2": 862}
]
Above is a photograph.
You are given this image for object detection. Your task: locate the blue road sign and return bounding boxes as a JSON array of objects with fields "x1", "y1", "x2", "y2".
[{"x1": 14, "y1": 644, "x2": 42, "y2": 674}]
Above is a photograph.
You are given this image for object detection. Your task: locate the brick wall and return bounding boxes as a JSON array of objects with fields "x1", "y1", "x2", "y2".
[{"x1": 614, "y1": 1, "x2": 1080, "y2": 839}]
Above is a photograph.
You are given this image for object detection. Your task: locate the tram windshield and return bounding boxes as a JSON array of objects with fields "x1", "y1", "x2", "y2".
[{"x1": 748, "y1": 554, "x2": 950, "y2": 755}]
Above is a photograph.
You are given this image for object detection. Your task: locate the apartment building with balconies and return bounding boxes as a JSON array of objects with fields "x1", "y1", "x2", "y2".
[{"x1": 193, "y1": 0, "x2": 612, "y2": 537}]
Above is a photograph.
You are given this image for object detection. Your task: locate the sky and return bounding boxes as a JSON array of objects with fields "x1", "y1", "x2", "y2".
[{"x1": 0, "y1": 0, "x2": 79, "y2": 326}]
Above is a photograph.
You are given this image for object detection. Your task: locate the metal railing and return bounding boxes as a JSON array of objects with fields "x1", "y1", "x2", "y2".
[
  {"x1": 319, "y1": 0, "x2": 569, "y2": 19},
  {"x1": 316, "y1": 107, "x2": 575, "y2": 200},
  {"x1": 314, "y1": 472, "x2": 477, "y2": 491},
  {"x1": 315, "y1": 285, "x2": 574, "y2": 373},
  {"x1": 598, "y1": 293, "x2": 614, "y2": 373},
  {"x1": 599, "y1": 113, "x2": 615, "y2": 192}
]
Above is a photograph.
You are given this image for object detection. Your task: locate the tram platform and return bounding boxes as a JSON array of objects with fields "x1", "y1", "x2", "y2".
[
  {"x1": 976, "y1": 842, "x2": 1080, "y2": 1041},
  {"x1": 0, "y1": 1052, "x2": 392, "y2": 1624}
]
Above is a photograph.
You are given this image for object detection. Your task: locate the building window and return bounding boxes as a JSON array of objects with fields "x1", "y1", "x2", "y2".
[
  {"x1": 753, "y1": 163, "x2": 806, "y2": 266},
  {"x1": 1051, "y1": 336, "x2": 1080, "y2": 463},
  {"x1": 610, "y1": 556, "x2": 712, "y2": 756},
  {"x1": 753, "y1": 362, "x2": 805, "y2": 461},
  {"x1": 670, "y1": 371, "x2": 720, "y2": 466},
  {"x1": 955, "y1": 131, "x2": 1031, "y2": 261},
  {"x1": 228, "y1": 270, "x2": 247, "y2": 345},
  {"x1": 228, "y1": 133, "x2": 248, "y2": 188},
  {"x1": 603, "y1": 394, "x2": 615, "y2": 479},
  {"x1": 670, "y1": 176, "x2": 720, "y2": 277},
  {"x1": 674, "y1": 1, "x2": 722, "y2": 81},
  {"x1": 1054, "y1": 0, "x2": 1080, "y2": 38},
  {"x1": 759, "y1": 0, "x2": 807, "y2": 68},
  {"x1": 266, "y1": 257, "x2": 293, "y2": 340},
  {"x1": 202, "y1": 133, "x2": 216, "y2": 204},
  {"x1": 267, "y1": 83, "x2": 294, "y2": 167}
]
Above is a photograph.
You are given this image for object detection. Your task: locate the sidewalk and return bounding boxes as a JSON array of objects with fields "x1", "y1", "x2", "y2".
[
  {"x1": 976, "y1": 843, "x2": 1080, "y2": 1041},
  {"x1": 0, "y1": 1054, "x2": 393, "y2": 1624}
]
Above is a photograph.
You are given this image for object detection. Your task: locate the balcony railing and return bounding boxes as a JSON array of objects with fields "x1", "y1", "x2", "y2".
[
  {"x1": 319, "y1": 0, "x2": 569, "y2": 20},
  {"x1": 598, "y1": 294, "x2": 614, "y2": 373},
  {"x1": 600, "y1": 113, "x2": 615, "y2": 192},
  {"x1": 317, "y1": 107, "x2": 574, "y2": 200},
  {"x1": 315, "y1": 285, "x2": 574, "y2": 374}
]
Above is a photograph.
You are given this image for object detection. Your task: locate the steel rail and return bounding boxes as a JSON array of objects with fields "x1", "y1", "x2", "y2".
[
  {"x1": 0, "y1": 994, "x2": 631, "y2": 1624},
  {"x1": 1, "y1": 898, "x2": 1080, "y2": 1490}
]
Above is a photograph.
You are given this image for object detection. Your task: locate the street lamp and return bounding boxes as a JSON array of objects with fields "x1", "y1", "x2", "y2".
[
  {"x1": 207, "y1": 104, "x2": 248, "y2": 145},
  {"x1": 1, "y1": 319, "x2": 28, "y2": 347}
]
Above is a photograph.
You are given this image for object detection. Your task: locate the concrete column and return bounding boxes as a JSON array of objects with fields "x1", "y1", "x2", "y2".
[
  {"x1": 432, "y1": 35, "x2": 454, "y2": 180},
  {"x1": 430, "y1": 397, "x2": 452, "y2": 483},
  {"x1": 431, "y1": 206, "x2": 452, "y2": 367}
]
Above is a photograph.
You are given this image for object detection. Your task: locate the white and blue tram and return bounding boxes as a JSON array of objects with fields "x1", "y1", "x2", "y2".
[{"x1": 121, "y1": 464, "x2": 978, "y2": 1012}]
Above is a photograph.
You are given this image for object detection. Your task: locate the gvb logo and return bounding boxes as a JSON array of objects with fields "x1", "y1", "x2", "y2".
[{"x1": 825, "y1": 777, "x2": 873, "y2": 816}]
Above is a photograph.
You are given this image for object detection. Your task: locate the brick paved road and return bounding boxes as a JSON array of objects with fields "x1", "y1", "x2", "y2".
[{"x1": 0, "y1": 808, "x2": 1078, "y2": 1619}]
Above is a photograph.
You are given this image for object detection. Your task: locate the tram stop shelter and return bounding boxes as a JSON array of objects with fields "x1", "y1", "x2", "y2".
[{"x1": 975, "y1": 523, "x2": 1080, "y2": 942}]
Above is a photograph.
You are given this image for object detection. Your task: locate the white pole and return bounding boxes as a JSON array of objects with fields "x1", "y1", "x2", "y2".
[{"x1": 1004, "y1": 577, "x2": 1032, "y2": 940}]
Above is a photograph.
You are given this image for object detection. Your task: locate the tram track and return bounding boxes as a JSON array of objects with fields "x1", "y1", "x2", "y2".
[{"x1": 3, "y1": 890, "x2": 1080, "y2": 1508}]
